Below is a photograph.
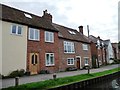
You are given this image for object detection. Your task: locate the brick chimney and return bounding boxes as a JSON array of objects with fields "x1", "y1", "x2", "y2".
[
  {"x1": 42, "y1": 10, "x2": 52, "y2": 23},
  {"x1": 78, "y1": 26, "x2": 83, "y2": 34}
]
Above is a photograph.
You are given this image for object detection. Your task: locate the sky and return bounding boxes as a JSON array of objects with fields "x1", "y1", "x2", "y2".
[{"x1": 1, "y1": 0, "x2": 119, "y2": 42}]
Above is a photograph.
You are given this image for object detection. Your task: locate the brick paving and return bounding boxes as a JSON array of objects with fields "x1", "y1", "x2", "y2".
[{"x1": 1, "y1": 64, "x2": 119, "y2": 89}]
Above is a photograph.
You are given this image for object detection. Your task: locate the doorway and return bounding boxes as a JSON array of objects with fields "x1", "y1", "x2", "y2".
[
  {"x1": 76, "y1": 57, "x2": 81, "y2": 69},
  {"x1": 29, "y1": 53, "x2": 39, "y2": 75}
]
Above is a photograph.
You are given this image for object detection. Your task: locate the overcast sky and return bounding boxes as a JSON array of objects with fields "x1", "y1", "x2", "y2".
[{"x1": 1, "y1": 0, "x2": 119, "y2": 42}]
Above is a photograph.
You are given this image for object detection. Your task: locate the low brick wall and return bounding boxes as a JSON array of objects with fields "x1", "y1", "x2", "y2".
[{"x1": 48, "y1": 71, "x2": 120, "y2": 90}]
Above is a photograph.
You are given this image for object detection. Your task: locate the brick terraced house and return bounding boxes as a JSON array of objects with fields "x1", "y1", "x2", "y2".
[
  {"x1": 53, "y1": 24, "x2": 92, "y2": 71},
  {"x1": 1, "y1": 4, "x2": 92, "y2": 76},
  {"x1": 0, "y1": 4, "x2": 59, "y2": 75}
]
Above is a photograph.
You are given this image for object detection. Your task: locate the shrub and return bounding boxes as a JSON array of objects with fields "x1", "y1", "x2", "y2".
[
  {"x1": 113, "y1": 59, "x2": 120, "y2": 64},
  {"x1": 39, "y1": 70, "x2": 50, "y2": 74},
  {"x1": 66, "y1": 67, "x2": 77, "y2": 71},
  {"x1": 25, "y1": 71, "x2": 30, "y2": 76},
  {"x1": 19, "y1": 69, "x2": 25, "y2": 77},
  {"x1": 8, "y1": 69, "x2": 25, "y2": 78}
]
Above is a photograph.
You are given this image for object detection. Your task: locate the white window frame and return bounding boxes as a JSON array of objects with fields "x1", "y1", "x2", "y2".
[
  {"x1": 11, "y1": 25, "x2": 22, "y2": 35},
  {"x1": 84, "y1": 57, "x2": 89, "y2": 66},
  {"x1": 82, "y1": 44, "x2": 88, "y2": 50},
  {"x1": 28, "y1": 28, "x2": 40, "y2": 41},
  {"x1": 45, "y1": 31, "x2": 54, "y2": 43},
  {"x1": 45, "y1": 53, "x2": 54, "y2": 66},
  {"x1": 67, "y1": 58, "x2": 74, "y2": 65},
  {"x1": 64, "y1": 41, "x2": 75, "y2": 53}
]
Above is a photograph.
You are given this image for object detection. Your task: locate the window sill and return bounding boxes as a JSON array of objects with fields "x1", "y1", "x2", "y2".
[
  {"x1": 64, "y1": 52, "x2": 75, "y2": 54},
  {"x1": 28, "y1": 39, "x2": 40, "y2": 42},
  {"x1": 46, "y1": 65, "x2": 55, "y2": 67},
  {"x1": 45, "y1": 41, "x2": 54, "y2": 43},
  {"x1": 67, "y1": 64, "x2": 74, "y2": 65},
  {"x1": 11, "y1": 33, "x2": 22, "y2": 36}
]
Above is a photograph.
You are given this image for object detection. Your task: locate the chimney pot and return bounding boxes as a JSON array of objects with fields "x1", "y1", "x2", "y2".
[
  {"x1": 78, "y1": 26, "x2": 83, "y2": 34},
  {"x1": 42, "y1": 10, "x2": 52, "y2": 23}
]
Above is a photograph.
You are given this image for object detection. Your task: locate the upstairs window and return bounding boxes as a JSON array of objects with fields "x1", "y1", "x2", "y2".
[
  {"x1": 45, "y1": 31, "x2": 54, "y2": 43},
  {"x1": 82, "y1": 44, "x2": 88, "y2": 50},
  {"x1": 29, "y1": 28, "x2": 40, "y2": 41},
  {"x1": 64, "y1": 41, "x2": 75, "y2": 53},
  {"x1": 11, "y1": 25, "x2": 22, "y2": 35}
]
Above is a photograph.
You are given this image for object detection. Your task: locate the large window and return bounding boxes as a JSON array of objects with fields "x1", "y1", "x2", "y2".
[
  {"x1": 64, "y1": 41, "x2": 75, "y2": 53},
  {"x1": 67, "y1": 58, "x2": 74, "y2": 65},
  {"x1": 29, "y1": 28, "x2": 40, "y2": 41},
  {"x1": 84, "y1": 57, "x2": 89, "y2": 65},
  {"x1": 45, "y1": 31, "x2": 54, "y2": 43},
  {"x1": 82, "y1": 44, "x2": 88, "y2": 50},
  {"x1": 46, "y1": 53, "x2": 54, "y2": 66},
  {"x1": 11, "y1": 25, "x2": 22, "y2": 35}
]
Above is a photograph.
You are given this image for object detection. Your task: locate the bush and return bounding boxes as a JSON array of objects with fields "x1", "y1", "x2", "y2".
[
  {"x1": 113, "y1": 59, "x2": 120, "y2": 64},
  {"x1": 39, "y1": 70, "x2": 50, "y2": 74},
  {"x1": 8, "y1": 69, "x2": 25, "y2": 78},
  {"x1": 25, "y1": 71, "x2": 30, "y2": 76},
  {"x1": 66, "y1": 67, "x2": 77, "y2": 71},
  {"x1": 83, "y1": 65, "x2": 90, "y2": 69}
]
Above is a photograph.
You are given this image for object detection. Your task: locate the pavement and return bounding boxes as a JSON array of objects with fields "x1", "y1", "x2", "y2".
[{"x1": 1, "y1": 64, "x2": 120, "y2": 89}]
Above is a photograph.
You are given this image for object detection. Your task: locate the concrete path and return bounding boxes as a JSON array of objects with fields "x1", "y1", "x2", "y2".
[{"x1": 1, "y1": 64, "x2": 120, "y2": 89}]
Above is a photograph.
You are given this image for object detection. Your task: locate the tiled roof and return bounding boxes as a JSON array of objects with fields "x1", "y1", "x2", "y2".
[
  {"x1": 52, "y1": 23, "x2": 90, "y2": 43},
  {"x1": 0, "y1": 4, "x2": 58, "y2": 32}
]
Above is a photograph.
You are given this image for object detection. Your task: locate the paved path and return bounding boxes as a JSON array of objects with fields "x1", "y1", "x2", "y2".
[{"x1": 1, "y1": 64, "x2": 120, "y2": 89}]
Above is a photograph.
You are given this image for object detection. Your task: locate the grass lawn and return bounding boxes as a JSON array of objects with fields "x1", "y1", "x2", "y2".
[{"x1": 2, "y1": 67, "x2": 120, "y2": 90}]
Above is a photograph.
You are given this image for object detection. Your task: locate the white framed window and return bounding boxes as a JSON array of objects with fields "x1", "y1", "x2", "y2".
[
  {"x1": 11, "y1": 25, "x2": 22, "y2": 35},
  {"x1": 67, "y1": 58, "x2": 74, "y2": 65},
  {"x1": 68, "y1": 30, "x2": 76, "y2": 35},
  {"x1": 29, "y1": 28, "x2": 40, "y2": 41},
  {"x1": 84, "y1": 57, "x2": 89, "y2": 66},
  {"x1": 82, "y1": 44, "x2": 88, "y2": 50},
  {"x1": 45, "y1": 31, "x2": 54, "y2": 43},
  {"x1": 64, "y1": 41, "x2": 75, "y2": 53},
  {"x1": 45, "y1": 53, "x2": 54, "y2": 66}
]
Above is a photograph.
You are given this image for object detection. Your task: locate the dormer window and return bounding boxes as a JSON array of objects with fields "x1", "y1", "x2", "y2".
[
  {"x1": 68, "y1": 30, "x2": 76, "y2": 35},
  {"x1": 24, "y1": 13, "x2": 32, "y2": 18}
]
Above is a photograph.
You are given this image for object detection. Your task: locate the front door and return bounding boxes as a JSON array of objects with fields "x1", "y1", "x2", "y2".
[
  {"x1": 77, "y1": 58, "x2": 80, "y2": 69},
  {"x1": 30, "y1": 53, "x2": 39, "y2": 75}
]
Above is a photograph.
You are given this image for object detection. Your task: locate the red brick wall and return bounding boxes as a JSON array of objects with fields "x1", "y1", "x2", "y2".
[
  {"x1": 27, "y1": 28, "x2": 59, "y2": 73},
  {"x1": 90, "y1": 42, "x2": 106, "y2": 66},
  {"x1": 58, "y1": 39, "x2": 91, "y2": 71}
]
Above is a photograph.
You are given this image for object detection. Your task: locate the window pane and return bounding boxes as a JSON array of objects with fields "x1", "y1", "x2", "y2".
[
  {"x1": 46, "y1": 54, "x2": 49, "y2": 65},
  {"x1": 35, "y1": 30, "x2": 39, "y2": 40},
  {"x1": 67, "y1": 59, "x2": 70, "y2": 64},
  {"x1": 12, "y1": 25, "x2": 16, "y2": 34},
  {"x1": 32, "y1": 55, "x2": 34, "y2": 64},
  {"x1": 18, "y1": 26, "x2": 22, "y2": 35},
  {"x1": 30, "y1": 28, "x2": 34, "y2": 39},
  {"x1": 35, "y1": 55, "x2": 37, "y2": 64},
  {"x1": 50, "y1": 33, "x2": 53, "y2": 42},
  {"x1": 45, "y1": 32, "x2": 49, "y2": 41},
  {"x1": 50, "y1": 55, "x2": 54, "y2": 64},
  {"x1": 71, "y1": 59, "x2": 73, "y2": 64}
]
